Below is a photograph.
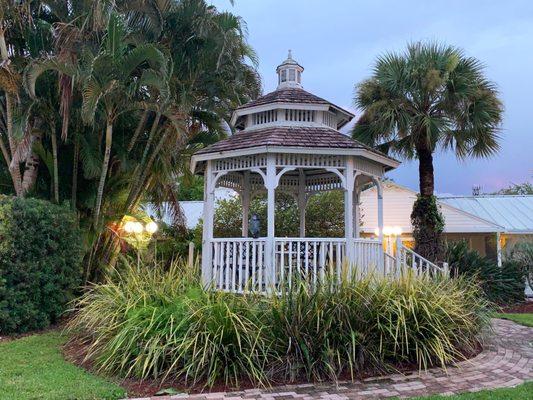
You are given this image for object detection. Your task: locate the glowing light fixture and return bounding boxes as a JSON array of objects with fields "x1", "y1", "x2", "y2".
[
  {"x1": 145, "y1": 221, "x2": 158, "y2": 234},
  {"x1": 123, "y1": 221, "x2": 136, "y2": 233},
  {"x1": 374, "y1": 226, "x2": 403, "y2": 237},
  {"x1": 132, "y1": 221, "x2": 144, "y2": 234}
]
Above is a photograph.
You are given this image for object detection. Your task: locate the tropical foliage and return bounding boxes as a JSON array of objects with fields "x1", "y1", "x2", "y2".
[
  {"x1": 206, "y1": 191, "x2": 346, "y2": 239},
  {"x1": 0, "y1": 0, "x2": 260, "y2": 280},
  {"x1": 69, "y1": 258, "x2": 490, "y2": 388},
  {"x1": 353, "y1": 42, "x2": 503, "y2": 261},
  {"x1": 445, "y1": 240, "x2": 525, "y2": 305}
]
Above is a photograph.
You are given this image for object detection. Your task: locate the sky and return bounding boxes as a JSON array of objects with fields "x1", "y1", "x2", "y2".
[{"x1": 210, "y1": 0, "x2": 533, "y2": 195}]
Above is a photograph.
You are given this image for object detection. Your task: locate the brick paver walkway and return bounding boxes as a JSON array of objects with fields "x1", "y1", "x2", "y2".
[{"x1": 128, "y1": 319, "x2": 533, "y2": 399}]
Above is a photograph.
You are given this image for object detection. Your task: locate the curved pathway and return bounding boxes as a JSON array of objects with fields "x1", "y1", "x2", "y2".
[{"x1": 128, "y1": 319, "x2": 533, "y2": 399}]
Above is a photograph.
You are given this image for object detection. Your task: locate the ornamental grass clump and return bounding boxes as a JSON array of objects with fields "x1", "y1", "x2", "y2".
[
  {"x1": 67, "y1": 259, "x2": 272, "y2": 387},
  {"x1": 69, "y1": 261, "x2": 490, "y2": 388}
]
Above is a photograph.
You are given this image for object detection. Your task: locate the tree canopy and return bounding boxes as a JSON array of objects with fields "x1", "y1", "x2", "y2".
[{"x1": 0, "y1": 0, "x2": 261, "y2": 279}]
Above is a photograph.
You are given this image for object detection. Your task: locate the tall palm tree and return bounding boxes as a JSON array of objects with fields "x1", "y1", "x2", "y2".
[
  {"x1": 353, "y1": 42, "x2": 503, "y2": 260},
  {"x1": 79, "y1": 12, "x2": 167, "y2": 227}
]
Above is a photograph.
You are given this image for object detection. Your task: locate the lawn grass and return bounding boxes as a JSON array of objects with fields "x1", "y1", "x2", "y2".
[
  {"x1": 0, "y1": 331, "x2": 126, "y2": 400},
  {"x1": 495, "y1": 313, "x2": 533, "y2": 327},
  {"x1": 415, "y1": 381, "x2": 533, "y2": 399}
]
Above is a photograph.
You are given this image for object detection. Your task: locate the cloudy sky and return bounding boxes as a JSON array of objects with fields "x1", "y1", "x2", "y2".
[{"x1": 210, "y1": 0, "x2": 533, "y2": 195}]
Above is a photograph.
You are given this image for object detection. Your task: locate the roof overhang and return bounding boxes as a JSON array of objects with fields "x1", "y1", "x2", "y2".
[
  {"x1": 190, "y1": 145, "x2": 400, "y2": 174},
  {"x1": 230, "y1": 102, "x2": 354, "y2": 126}
]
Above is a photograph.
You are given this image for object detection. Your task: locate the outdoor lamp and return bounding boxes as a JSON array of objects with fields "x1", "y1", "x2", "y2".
[
  {"x1": 123, "y1": 221, "x2": 136, "y2": 233},
  {"x1": 132, "y1": 221, "x2": 144, "y2": 234},
  {"x1": 145, "y1": 221, "x2": 158, "y2": 234}
]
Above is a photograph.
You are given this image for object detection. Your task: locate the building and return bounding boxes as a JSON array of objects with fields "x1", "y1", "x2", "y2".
[{"x1": 360, "y1": 182, "x2": 533, "y2": 262}]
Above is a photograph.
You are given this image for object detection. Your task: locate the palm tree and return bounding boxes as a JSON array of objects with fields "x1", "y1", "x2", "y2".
[
  {"x1": 353, "y1": 42, "x2": 503, "y2": 260},
  {"x1": 79, "y1": 12, "x2": 167, "y2": 227}
]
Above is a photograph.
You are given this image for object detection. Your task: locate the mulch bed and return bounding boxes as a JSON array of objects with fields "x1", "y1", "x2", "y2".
[
  {"x1": 500, "y1": 300, "x2": 533, "y2": 314},
  {"x1": 61, "y1": 336, "x2": 483, "y2": 398}
]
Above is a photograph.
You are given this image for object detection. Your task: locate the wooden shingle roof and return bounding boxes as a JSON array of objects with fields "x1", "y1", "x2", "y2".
[{"x1": 195, "y1": 126, "x2": 385, "y2": 156}]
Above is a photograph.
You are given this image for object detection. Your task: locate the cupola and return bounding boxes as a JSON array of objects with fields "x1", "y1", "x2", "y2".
[{"x1": 276, "y1": 50, "x2": 304, "y2": 89}]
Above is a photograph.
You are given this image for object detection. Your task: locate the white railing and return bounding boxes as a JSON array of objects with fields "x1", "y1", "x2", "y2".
[
  {"x1": 396, "y1": 245, "x2": 448, "y2": 276},
  {"x1": 352, "y1": 238, "x2": 383, "y2": 276},
  {"x1": 274, "y1": 238, "x2": 346, "y2": 288},
  {"x1": 211, "y1": 238, "x2": 266, "y2": 293},
  {"x1": 209, "y1": 236, "x2": 448, "y2": 293}
]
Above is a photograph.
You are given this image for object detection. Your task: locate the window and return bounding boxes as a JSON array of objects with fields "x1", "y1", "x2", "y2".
[
  {"x1": 297, "y1": 71, "x2": 301, "y2": 83},
  {"x1": 289, "y1": 68, "x2": 296, "y2": 81},
  {"x1": 280, "y1": 70, "x2": 287, "y2": 82}
]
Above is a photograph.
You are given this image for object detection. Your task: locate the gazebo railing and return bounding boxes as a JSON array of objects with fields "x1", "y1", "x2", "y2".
[
  {"x1": 211, "y1": 238, "x2": 266, "y2": 293},
  {"x1": 209, "y1": 237, "x2": 447, "y2": 294},
  {"x1": 274, "y1": 238, "x2": 346, "y2": 287}
]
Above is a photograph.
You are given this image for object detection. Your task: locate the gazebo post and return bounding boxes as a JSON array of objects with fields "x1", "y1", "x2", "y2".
[
  {"x1": 265, "y1": 154, "x2": 277, "y2": 288},
  {"x1": 354, "y1": 182, "x2": 361, "y2": 238},
  {"x1": 375, "y1": 179, "x2": 384, "y2": 243},
  {"x1": 298, "y1": 169, "x2": 306, "y2": 237},
  {"x1": 344, "y1": 158, "x2": 355, "y2": 266},
  {"x1": 201, "y1": 160, "x2": 214, "y2": 287},
  {"x1": 241, "y1": 171, "x2": 251, "y2": 237}
]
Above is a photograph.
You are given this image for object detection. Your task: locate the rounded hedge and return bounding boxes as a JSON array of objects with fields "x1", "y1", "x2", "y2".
[{"x1": 0, "y1": 195, "x2": 83, "y2": 334}]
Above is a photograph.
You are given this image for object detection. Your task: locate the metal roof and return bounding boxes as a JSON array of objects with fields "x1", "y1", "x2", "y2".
[{"x1": 439, "y1": 195, "x2": 533, "y2": 234}]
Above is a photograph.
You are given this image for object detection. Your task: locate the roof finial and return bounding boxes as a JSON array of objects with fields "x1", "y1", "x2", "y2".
[{"x1": 288, "y1": 49, "x2": 293, "y2": 59}]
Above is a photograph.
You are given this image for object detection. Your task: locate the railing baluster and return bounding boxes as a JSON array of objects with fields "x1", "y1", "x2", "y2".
[
  {"x1": 238, "y1": 241, "x2": 243, "y2": 293},
  {"x1": 252, "y1": 240, "x2": 257, "y2": 289},
  {"x1": 225, "y1": 242, "x2": 230, "y2": 290},
  {"x1": 244, "y1": 241, "x2": 250, "y2": 291},
  {"x1": 232, "y1": 241, "x2": 237, "y2": 292}
]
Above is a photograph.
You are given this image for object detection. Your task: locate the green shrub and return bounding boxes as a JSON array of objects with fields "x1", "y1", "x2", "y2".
[
  {"x1": 0, "y1": 195, "x2": 83, "y2": 334},
  {"x1": 445, "y1": 240, "x2": 525, "y2": 304},
  {"x1": 69, "y1": 260, "x2": 489, "y2": 388},
  {"x1": 507, "y1": 242, "x2": 533, "y2": 288}
]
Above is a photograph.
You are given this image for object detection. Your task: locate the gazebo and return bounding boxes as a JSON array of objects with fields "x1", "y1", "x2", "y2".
[{"x1": 191, "y1": 52, "x2": 440, "y2": 292}]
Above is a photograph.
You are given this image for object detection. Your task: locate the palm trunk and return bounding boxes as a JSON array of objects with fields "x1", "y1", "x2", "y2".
[
  {"x1": 0, "y1": 27, "x2": 22, "y2": 196},
  {"x1": 94, "y1": 119, "x2": 113, "y2": 227},
  {"x1": 128, "y1": 129, "x2": 170, "y2": 211},
  {"x1": 413, "y1": 142, "x2": 443, "y2": 261},
  {"x1": 127, "y1": 110, "x2": 149, "y2": 152},
  {"x1": 20, "y1": 128, "x2": 42, "y2": 196},
  {"x1": 125, "y1": 112, "x2": 160, "y2": 207},
  {"x1": 71, "y1": 135, "x2": 79, "y2": 209},
  {"x1": 5, "y1": 95, "x2": 23, "y2": 196},
  {"x1": 417, "y1": 146, "x2": 434, "y2": 197},
  {"x1": 51, "y1": 126, "x2": 59, "y2": 203}
]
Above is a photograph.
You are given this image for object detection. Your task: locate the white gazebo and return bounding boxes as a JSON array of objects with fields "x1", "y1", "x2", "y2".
[{"x1": 191, "y1": 52, "x2": 442, "y2": 292}]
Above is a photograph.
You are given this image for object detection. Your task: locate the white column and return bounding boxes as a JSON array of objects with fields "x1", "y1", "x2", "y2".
[
  {"x1": 201, "y1": 160, "x2": 215, "y2": 287},
  {"x1": 298, "y1": 169, "x2": 306, "y2": 237},
  {"x1": 376, "y1": 179, "x2": 384, "y2": 243},
  {"x1": 241, "y1": 171, "x2": 250, "y2": 237},
  {"x1": 344, "y1": 158, "x2": 355, "y2": 266},
  {"x1": 265, "y1": 154, "x2": 276, "y2": 288},
  {"x1": 496, "y1": 232, "x2": 502, "y2": 267},
  {"x1": 354, "y1": 174, "x2": 361, "y2": 238}
]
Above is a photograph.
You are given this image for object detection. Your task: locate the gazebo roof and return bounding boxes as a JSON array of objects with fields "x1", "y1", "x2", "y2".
[
  {"x1": 196, "y1": 126, "x2": 359, "y2": 154},
  {"x1": 236, "y1": 87, "x2": 354, "y2": 118},
  {"x1": 193, "y1": 126, "x2": 398, "y2": 169},
  {"x1": 192, "y1": 51, "x2": 401, "y2": 172}
]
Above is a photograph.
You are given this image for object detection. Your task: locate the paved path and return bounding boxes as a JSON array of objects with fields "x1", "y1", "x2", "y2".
[{"x1": 128, "y1": 319, "x2": 533, "y2": 399}]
